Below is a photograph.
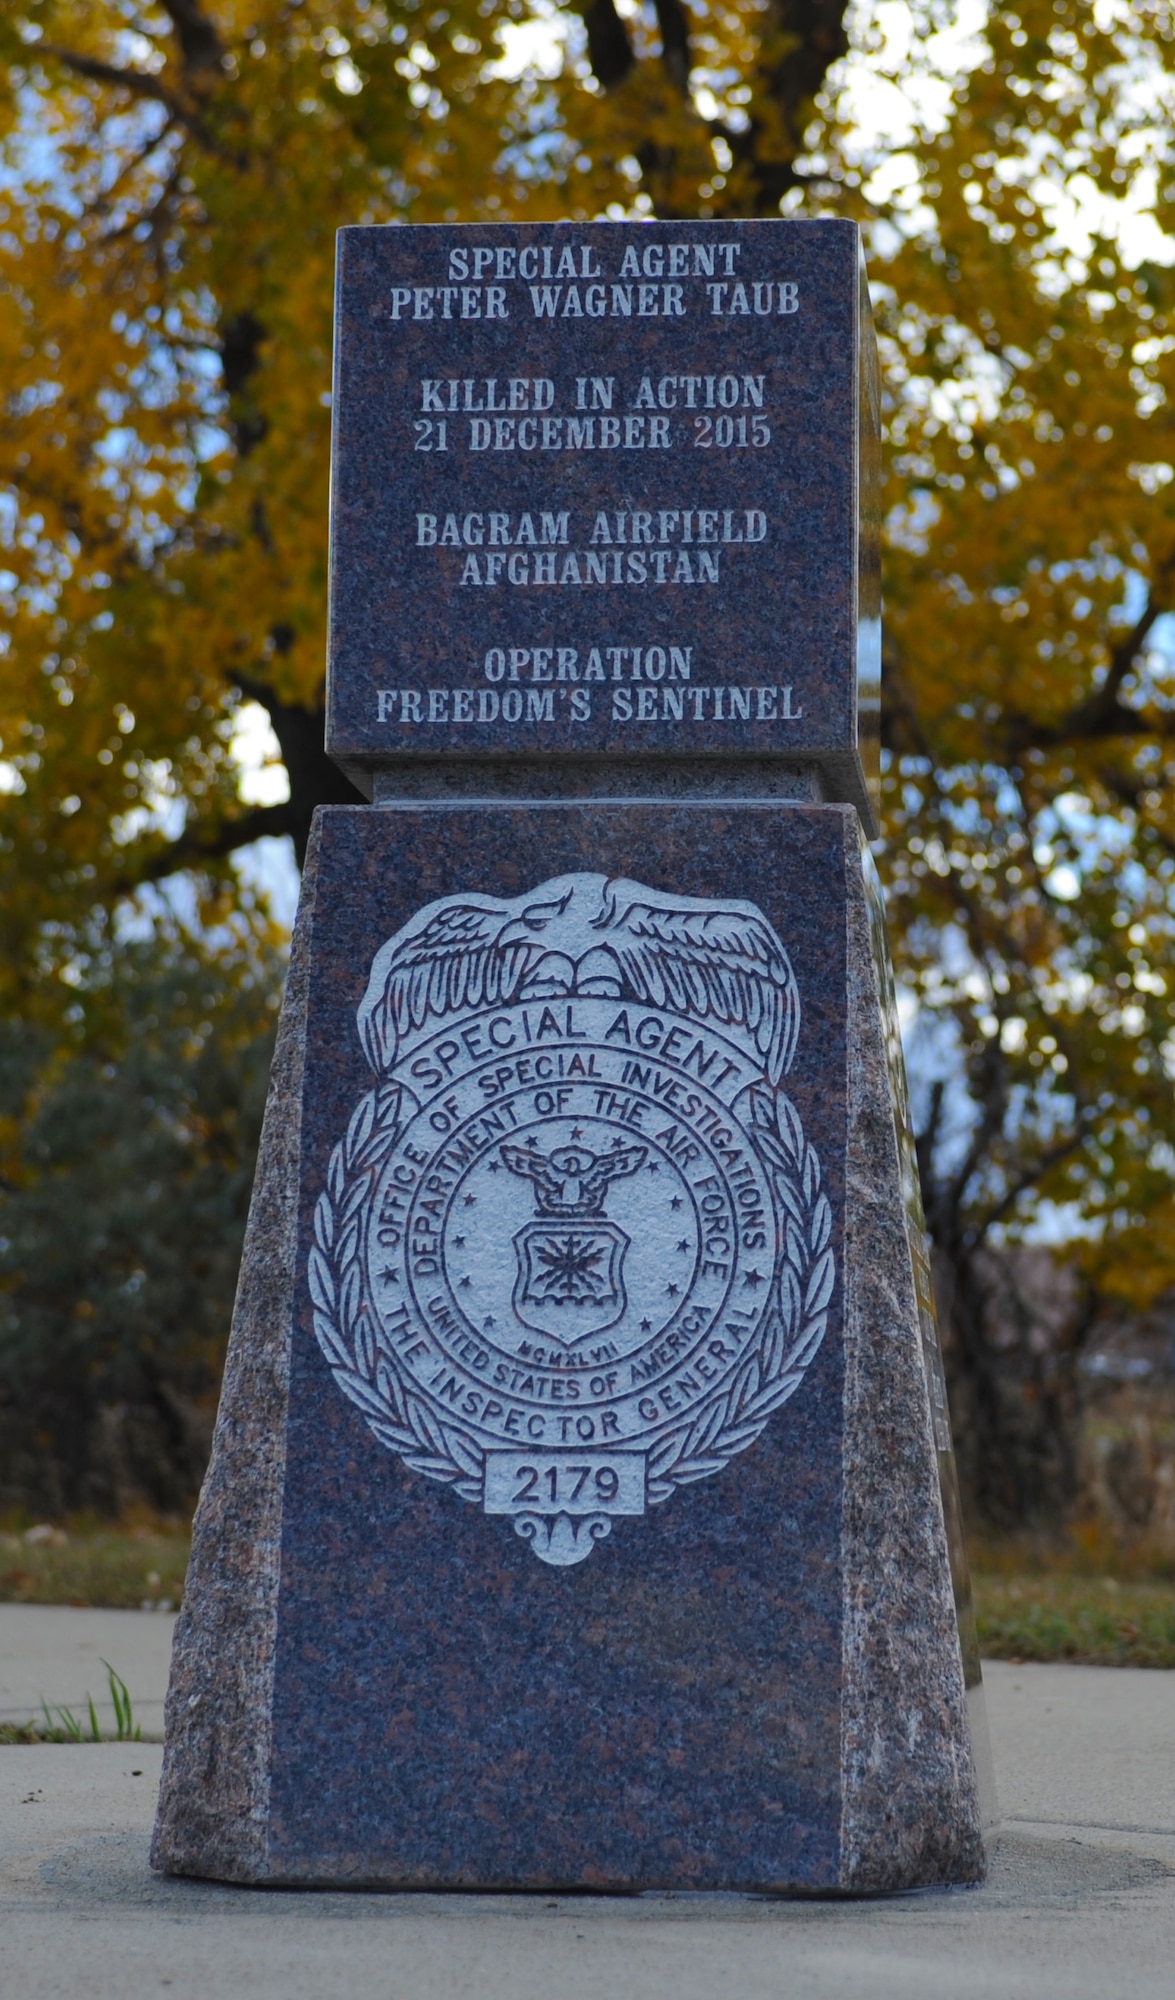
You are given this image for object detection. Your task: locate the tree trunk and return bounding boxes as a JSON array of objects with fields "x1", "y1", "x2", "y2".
[
  {"x1": 236, "y1": 679, "x2": 366, "y2": 869},
  {"x1": 933, "y1": 1243, "x2": 1091, "y2": 1532}
]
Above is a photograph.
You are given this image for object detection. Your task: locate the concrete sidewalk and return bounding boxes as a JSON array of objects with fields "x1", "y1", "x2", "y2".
[{"x1": 0, "y1": 1603, "x2": 1172, "y2": 2000}]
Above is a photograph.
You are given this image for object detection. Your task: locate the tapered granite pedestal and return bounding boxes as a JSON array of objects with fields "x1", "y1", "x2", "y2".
[
  {"x1": 154, "y1": 214, "x2": 990, "y2": 1892},
  {"x1": 151, "y1": 800, "x2": 989, "y2": 1893}
]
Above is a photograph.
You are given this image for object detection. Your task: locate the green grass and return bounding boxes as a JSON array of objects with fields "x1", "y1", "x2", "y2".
[
  {"x1": 0, "y1": 1525, "x2": 189, "y2": 1609},
  {"x1": 974, "y1": 1572, "x2": 1175, "y2": 1668}
]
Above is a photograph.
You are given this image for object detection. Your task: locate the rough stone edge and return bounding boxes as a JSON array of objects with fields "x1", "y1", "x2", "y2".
[
  {"x1": 149, "y1": 817, "x2": 322, "y2": 1882},
  {"x1": 851, "y1": 829, "x2": 998, "y2": 1832},
  {"x1": 837, "y1": 811, "x2": 986, "y2": 1890}
]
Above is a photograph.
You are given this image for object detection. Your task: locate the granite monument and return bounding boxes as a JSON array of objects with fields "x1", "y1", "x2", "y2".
[
  {"x1": 327, "y1": 217, "x2": 880, "y2": 825},
  {"x1": 152, "y1": 219, "x2": 991, "y2": 1894}
]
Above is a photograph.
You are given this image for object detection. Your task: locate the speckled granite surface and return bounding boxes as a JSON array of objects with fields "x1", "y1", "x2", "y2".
[
  {"x1": 152, "y1": 803, "x2": 984, "y2": 1891},
  {"x1": 150, "y1": 821, "x2": 319, "y2": 1883},
  {"x1": 325, "y1": 220, "x2": 879, "y2": 829},
  {"x1": 838, "y1": 820, "x2": 986, "y2": 1889}
]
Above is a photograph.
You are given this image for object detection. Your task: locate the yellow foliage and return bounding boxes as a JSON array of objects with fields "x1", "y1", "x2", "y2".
[
  {"x1": 0, "y1": 0, "x2": 602, "y2": 991},
  {"x1": 4, "y1": 0, "x2": 1175, "y2": 1307}
]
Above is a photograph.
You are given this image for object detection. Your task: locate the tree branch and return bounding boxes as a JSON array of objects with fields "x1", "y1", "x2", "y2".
[
  {"x1": 155, "y1": 0, "x2": 225, "y2": 76},
  {"x1": 86, "y1": 122, "x2": 179, "y2": 223},
  {"x1": 114, "y1": 803, "x2": 299, "y2": 894},
  {"x1": 569, "y1": 0, "x2": 850, "y2": 209},
  {"x1": 970, "y1": 1125, "x2": 1089, "y2": 1245},
  {"x1": 44, "y1": 1, "x2": 228, "y2": 158},
  {"x1": 232, "y1": 674, "x2": 366, "y2": 865},
  {"x1": 653, "y1": 0, "x2": 692, "y2": 96},
  {"x1": 580, "y1": 0, "x2": 635, "y2": 89},
  {"x1": 976, "y1": 556, "x2": 1175, "y2": 759},
  {"x1": 43, "y1": 46, "x2": 174, "y2": 109},
  {"x1": 947, "y1": 1036, "x2": 1009, "y2": 1222},
  {"x1": 1050, "y1": 592, "x2": 1167, "y2": 743},
  {"x1": 726, "y1": 0, "x2": 851, "y2": 212},
  {"x1": 1089, "y1": 763, "x2": 1175, "y2": 863}
]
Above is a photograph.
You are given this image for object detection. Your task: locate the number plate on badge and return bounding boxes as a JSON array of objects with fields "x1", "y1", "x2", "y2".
[{"x1": 484, "y1": 1453, "x2": 646, "y2": 1517}]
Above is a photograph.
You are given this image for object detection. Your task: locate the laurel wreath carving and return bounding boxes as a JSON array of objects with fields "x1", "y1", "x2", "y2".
[
  {"x1": 309, "y1": 1085, "x2": 484, "y2": 1505},
  {"x1": 310, "y1": 1082, "x2": 833, "y2": 1511}
]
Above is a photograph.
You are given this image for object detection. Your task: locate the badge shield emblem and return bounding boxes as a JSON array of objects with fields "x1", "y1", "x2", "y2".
[
  {"x1": 310, "y1": 871, "x2": 836, "y2": 1566},
  {"x1": 512, "y1": 1218, "x2": 630, "y2": 1340},
  {"x1": 501, "y1": 1135, "x2": 645, "y2": 1342}
]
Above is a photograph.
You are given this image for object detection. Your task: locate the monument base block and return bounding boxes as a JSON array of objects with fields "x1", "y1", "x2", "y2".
[{"x1": 152, "y1": 802, "x2": 988, "y2": 1894}]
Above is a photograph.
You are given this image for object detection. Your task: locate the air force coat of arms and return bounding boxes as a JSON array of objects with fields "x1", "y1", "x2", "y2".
[{"x1": 310, "y1": 874, "x2": 834, "y2": 1566}]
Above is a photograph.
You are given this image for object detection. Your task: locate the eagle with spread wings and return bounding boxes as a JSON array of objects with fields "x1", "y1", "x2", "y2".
[
  {"x1": 499, "y1": 1138, "x2": 649, "y2": 1217},
  {"x1": 357, "y1": 873, "x2": 800, "y2": 1084}
]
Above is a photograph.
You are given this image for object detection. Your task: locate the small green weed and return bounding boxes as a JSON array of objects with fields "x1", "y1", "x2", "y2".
[{"x1": 3, "y1": 1662, "x2": 143, "y2": 1745}]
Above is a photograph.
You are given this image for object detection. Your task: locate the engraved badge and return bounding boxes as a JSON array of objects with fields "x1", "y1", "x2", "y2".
[{"x1": 310, "y1": 873, "x2": 834, "y2": 1566}]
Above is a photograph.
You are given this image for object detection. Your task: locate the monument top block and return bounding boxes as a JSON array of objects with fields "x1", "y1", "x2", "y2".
[{"x1": 326, "y1": 219, "x2": 880, "y2": 829}]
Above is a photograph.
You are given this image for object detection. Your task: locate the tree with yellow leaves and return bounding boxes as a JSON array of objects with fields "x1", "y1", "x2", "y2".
[
  {"x1": 6, "y1": 0, "x2": 1175, "y2": 1526},
  {"x1": 0, "y1": 0, "x2": 856, "y2": 1509},
  {"x1": 0, "y1": 0, "x2": 848, "y2": 954},
  {"x1": 0, "y1": 0, "x2": 545, "y2": 947},
  {"x1": 860, "y1": 1, "x2": 1175, "y2": 1521}
]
